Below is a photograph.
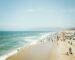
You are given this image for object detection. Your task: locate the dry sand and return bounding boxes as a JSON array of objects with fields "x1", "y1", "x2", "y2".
[{"x1": 49, "y1": 40, "x2": 75, "y2": 60}]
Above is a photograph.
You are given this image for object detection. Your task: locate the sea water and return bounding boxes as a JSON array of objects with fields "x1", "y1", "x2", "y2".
[{"x1": 0, "y1": 31, "x2": 49, "y2": 56}]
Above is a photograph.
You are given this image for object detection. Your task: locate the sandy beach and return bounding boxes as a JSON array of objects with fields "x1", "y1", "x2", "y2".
[{"x1": 6, "y1": 31, "x2": 75, "y2": 60}]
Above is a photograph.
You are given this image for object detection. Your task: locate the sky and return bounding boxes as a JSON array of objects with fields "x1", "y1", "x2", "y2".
[{"x1": 0, "y1": 0, "x2": 75, "y2": 31}]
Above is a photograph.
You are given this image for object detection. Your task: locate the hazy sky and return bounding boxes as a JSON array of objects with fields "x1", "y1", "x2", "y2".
[{"x1": 0, "y1": 0, "x2": 75, "y2": 30}]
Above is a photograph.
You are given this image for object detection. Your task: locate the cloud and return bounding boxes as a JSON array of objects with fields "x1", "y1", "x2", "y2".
[
  {"x1": 27, "y1": 8, "x2": 43, "y2": 12},
  {"x1": 27, "y1": 9, "x2": 34, "y2": 12}
]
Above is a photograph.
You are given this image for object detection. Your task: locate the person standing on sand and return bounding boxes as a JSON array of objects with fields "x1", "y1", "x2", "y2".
[{"x1": 69, "y1": 47, "x2": 72, "y2": 54}]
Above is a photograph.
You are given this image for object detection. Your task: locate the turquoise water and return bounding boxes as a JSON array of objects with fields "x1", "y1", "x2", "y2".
[{"x1": 0, "y1": 31, "x2": 49, "y2": 56}]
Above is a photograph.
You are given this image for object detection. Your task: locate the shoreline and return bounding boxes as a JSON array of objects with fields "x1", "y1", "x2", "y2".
[
  {"x1": 0, "y1": 50, "x2": 17, "y2": 60},
  {"x1": 5, "y1": 32, "x2": 57, "y2": 60},
  {"x1": 0, "y1": 32, "x2": 50, "y2": 60}
]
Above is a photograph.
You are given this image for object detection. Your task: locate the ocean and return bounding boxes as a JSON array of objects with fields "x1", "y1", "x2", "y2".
[{"x1": 0, "y1": 31, "x2": 49, "y2": 56}]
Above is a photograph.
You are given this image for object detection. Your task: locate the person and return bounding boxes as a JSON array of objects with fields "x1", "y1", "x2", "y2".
[
  {"x1": 69, "y1": 47, "x2": 72, "y2": 54},
  {"x1": 71, "y1": 42, "x2": 72, "y2": 45},
  {"x1": 65, "y1": 52, "x2": 69, "y2": 56}
]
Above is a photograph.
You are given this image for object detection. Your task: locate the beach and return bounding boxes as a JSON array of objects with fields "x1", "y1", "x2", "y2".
[
  {"x1": 4, "y1": 31, "x2": 75, "y2": 60},
  {"x1": 0, "y1": 0, "x2": 74, "y2": 60}
]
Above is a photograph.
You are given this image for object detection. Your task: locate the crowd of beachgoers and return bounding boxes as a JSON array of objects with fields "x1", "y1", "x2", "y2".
[{"x1": 39, "y1": 31, "x2": 75, "y2": 56}]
